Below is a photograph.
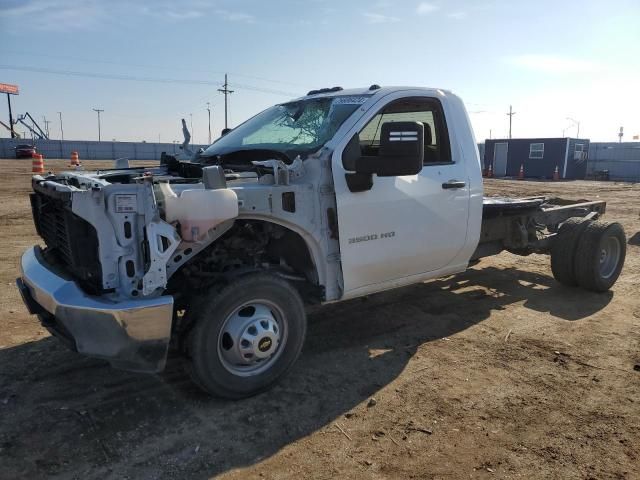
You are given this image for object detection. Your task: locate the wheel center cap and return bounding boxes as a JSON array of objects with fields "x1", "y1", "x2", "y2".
[{"x1": 258, "y1": 337, "x2": 273, "y2": 353}]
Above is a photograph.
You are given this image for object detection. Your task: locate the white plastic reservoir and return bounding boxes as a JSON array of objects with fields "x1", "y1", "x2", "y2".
[{"x1": 159, "y1": 183, "x2": 238, "y2": 242}]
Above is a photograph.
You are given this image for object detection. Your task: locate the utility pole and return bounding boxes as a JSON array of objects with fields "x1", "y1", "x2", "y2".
[
  {"x1": 618, "y1": 126, "x2": 624, "y2": 143},
  {"x1": 206, "y1": 102, "x2": 212, "y2": 143},
  {"x1": 189, "y1": 113, "x2": 194, "y2": 143},
  {"x1": 57, "y1": 111, "x2": 64, "y2": 140},
  {"x1": 92, "y1": 108, "x2": 104, "y2": 141},
  {"x1": 43, "y1": 116, "x2": 51, "y2": 138},
  {"x1": 506, "y1": 105, "x2": 516, "y2": 139},
  {"x1": 218, "y1": 73, "x2": 234, "y2": 130},
  {"x1": 6, "y1": 93, "x2": 15, "y2": 138}
]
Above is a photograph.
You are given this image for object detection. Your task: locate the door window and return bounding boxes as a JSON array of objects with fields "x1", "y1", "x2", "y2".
[{"x1": 358, "y1": 97, "x2": 451, "y2": 164}]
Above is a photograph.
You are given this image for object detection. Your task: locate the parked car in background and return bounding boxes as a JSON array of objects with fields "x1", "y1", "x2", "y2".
[{"x1": 15, "y1": 144, "x2": 37, "y2": 159}]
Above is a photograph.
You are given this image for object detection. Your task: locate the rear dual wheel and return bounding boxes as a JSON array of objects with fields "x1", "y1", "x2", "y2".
[
  {"x1": 551, "y1": 219, "x2": 626, "y2": 292},
  {"x1": 573, "y1": 221, "x2": 626, "y2": 292},
  {"x1": 550, "y1": 218, "x2": 590, "y2": 286}
]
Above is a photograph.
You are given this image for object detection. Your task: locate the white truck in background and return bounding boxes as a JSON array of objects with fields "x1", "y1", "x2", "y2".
[{"x1": 17, "y1": 86, "x2": 626, "y2": 398}]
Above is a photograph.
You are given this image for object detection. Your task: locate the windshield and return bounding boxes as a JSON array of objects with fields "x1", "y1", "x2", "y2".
[{"x1": 202, "y1": 95, "x2": 371, "y2": 158}]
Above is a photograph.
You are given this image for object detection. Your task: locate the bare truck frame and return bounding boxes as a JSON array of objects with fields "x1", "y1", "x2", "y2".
[{"x1": 475, "y1": 196, "x2": 606, "y2": 259}]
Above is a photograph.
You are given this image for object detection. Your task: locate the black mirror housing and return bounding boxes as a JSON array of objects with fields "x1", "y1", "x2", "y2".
[{"x1": 355, "y1": 121, "x2": 424, "y2": 177}]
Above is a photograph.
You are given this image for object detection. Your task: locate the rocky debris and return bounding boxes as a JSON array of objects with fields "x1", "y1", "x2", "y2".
[{"x1": 404, "y1": 420, "x2": 433, "y2": 435}]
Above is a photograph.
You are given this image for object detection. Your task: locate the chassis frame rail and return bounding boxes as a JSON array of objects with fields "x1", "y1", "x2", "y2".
[{"x1": 472, "y1": 197, "x2": 607, "y2": 260}]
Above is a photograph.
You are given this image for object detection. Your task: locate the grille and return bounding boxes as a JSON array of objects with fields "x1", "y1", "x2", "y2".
[{"x1": 30, "y1": 191, "x2": 103, "y2": 293}]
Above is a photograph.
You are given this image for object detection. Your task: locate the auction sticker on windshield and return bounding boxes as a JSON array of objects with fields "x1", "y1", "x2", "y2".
[{"x1": 333, "y1": 96, "x2": 369, "y2": 105}]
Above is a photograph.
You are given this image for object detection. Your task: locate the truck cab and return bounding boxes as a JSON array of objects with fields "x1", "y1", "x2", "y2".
[{"x1": 193, "y1": 86, "x2": 483, "y2": 299}]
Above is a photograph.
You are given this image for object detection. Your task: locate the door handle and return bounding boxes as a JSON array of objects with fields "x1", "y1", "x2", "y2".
[{"x1": 442, "y1": 180, "x2": 466, "y2": 189}]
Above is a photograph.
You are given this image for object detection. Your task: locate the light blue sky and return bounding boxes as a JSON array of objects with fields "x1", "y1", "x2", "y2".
[{"x1": 1, "y1": 0, "x2": 639, "y2": 143}]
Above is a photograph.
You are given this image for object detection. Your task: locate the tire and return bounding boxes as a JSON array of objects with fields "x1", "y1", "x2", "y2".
[
  {"x1": 550, "y1": 218, "x2": 591, "y2": 286},
  {"x1": 186, "y1": 273, "x2": 307, "y2": 399},
  {"x1": 574, "y1": 221, "x2": 626, "y2": 292}
]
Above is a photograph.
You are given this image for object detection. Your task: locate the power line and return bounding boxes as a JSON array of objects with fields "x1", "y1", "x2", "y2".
[
  {"x1": 0, "y1": 64, "x2": 302, "y2": 97},
  {"x1": 0, "y1": 49, "x2": 308, "y2": 88}
]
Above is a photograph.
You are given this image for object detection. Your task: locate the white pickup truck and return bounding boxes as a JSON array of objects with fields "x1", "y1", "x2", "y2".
[{"x1": 17, "y1": 86, "x2": 626, "y2": 398}]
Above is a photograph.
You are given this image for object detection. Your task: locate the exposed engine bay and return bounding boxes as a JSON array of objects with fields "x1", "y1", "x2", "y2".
[{"x1": 28, "y1": 146, "x2": 341, "y2": 309}]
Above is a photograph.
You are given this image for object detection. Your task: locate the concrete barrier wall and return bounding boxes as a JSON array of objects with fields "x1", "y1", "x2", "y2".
[{"x1": 0, "y1": 138, "x2": 209, "y2": 160}]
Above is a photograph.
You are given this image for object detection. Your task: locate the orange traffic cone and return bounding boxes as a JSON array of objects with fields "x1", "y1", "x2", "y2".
[
  {"x1": 487, "y1": 164, "x2": 493, "y2": 178},
  {"x1": 32, "y1": 153, "x2": 45, "y2": 174},
  {"x1": 518, "y1": 163, "x2": 525, "y2": 180},
  {"x1": 70, "y1": 151, "x2": 79, "y2": 167},
  {"x1": 553, "y1": 165, "x2": 560, "y2": 181}
]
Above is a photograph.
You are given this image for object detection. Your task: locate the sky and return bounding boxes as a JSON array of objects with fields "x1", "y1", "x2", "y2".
[{"x1": 1, "y1": 0, "x2": 639, "y2": 143}]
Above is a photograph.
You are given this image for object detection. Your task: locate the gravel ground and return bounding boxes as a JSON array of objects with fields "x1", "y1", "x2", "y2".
[{"x1": 0, "y1": 159, "x2": 638, "y2": 479}]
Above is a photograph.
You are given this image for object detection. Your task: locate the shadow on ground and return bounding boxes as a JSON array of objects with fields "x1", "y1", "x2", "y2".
[{"x1": 0, "y1": 265, "x2": 613, "y2": 479}]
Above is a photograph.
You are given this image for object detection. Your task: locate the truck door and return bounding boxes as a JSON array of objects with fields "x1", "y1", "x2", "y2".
[{"x1": 332, "y1": 94, "x2": 470, "y2": 295}]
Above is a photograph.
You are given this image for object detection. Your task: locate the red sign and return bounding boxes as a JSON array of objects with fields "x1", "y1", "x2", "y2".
[{"x1": 0, "y1": 83, "x2": 19, "y2": 95}]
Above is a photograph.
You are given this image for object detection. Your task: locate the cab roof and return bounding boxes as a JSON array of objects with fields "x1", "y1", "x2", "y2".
[{"x1": 294, "y1": 85, "x2": 451, "y2": 102}]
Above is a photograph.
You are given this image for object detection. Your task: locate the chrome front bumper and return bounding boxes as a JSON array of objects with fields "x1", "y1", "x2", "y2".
[{"x1": 17, "y1": 247, "x2": 174, "y2": 373}]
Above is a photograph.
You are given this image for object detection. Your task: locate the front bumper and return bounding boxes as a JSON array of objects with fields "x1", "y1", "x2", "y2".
[{"x1": 17, "y1": 247, "x2": 174, "y2": 373}]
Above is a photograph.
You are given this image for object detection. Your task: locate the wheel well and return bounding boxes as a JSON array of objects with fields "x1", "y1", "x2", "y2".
[{"x1": 168, "y1": 219, "x2": 322, "y2": 305}]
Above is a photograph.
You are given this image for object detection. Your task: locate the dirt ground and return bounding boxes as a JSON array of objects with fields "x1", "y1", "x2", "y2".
[{"x1": 0, "y1": 159, "x2": 638, "y2": 480}]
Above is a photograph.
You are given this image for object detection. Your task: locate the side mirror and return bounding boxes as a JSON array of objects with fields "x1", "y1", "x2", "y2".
[{"x1": 355, "y1": 121, "x2": 424, "y2": 177}]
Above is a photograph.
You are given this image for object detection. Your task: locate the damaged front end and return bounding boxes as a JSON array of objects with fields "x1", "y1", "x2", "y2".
[
  {"x1": 17, "y1": 90, "x2": 362, "y2": 373},
  {"x1": 19, "y1": 161, "x2": 240, "y2": 372}
]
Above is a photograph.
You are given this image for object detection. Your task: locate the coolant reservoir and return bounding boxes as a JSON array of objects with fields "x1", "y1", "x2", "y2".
[{"x1": 160, "y1": 183, "x2": 238, "y2": 242}]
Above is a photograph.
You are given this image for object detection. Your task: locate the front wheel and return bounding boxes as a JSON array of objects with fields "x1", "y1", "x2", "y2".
[{"x1": 186, "y1": 273, "x2": 307, "y2": 399}]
